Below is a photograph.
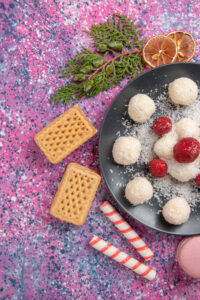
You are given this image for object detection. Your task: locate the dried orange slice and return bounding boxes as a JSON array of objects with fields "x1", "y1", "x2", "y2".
[
  {"x1": 167, "y1": 31, "x2": 196, "y2": 62},
  {"x1": 142, "y1": 34, "x2": 177, "y2": 68}
]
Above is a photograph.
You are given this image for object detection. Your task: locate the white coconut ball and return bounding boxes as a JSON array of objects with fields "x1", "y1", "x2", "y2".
[
  {"x1": 175, "y1": 118, "x2": 200, "y2": 140},
  {"x1": 125, "y1": 177, "x2": 153, "y2": 205},
  {"x1": 167, "y1": 158, "x2": 200, "y2": 182},
  {"x1": 128, "y1": 94, "x2": 155, "y2": 123},
  {"x1": 168, "y1": 77, "x2": 198, "y2": 106},
  {"x1": 112, "y1": 136, "x2": 141, "y2": 165},
  {"x1": 153, "y1": 134, "x2": 177, "y2": 160},
  {"x1": 162, "y1": 197, "x2": 191, "y2": 225}
]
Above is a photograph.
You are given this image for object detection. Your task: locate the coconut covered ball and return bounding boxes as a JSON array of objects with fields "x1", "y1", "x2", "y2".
[
  {"x1": 168, "y1": 77, "x2": 198, "y2": 106},
  {"x1": 175, "y1": 118, "x2": 200, "y2": 140},
  {"x1": 153, "y1": 134, "x2": 177, "y2": 160},
  {"x1": 162, "y1": 197, "x2": 191, "y2": 225},
  {"x1": 128, "y1": 94, "x2": 155, "y2": 123},
  {"x1": 125, "y1": 177, "x2": 153, "y2": 205},
  {"x1": 167, "y1": 158, "x2": 200, "y2": 182},
  {"x1": 112, "y1": 136, "x2": 141, "y2": 165}
]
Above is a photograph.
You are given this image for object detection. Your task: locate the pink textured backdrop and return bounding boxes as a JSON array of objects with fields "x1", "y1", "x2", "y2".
[{"x1": 0, "y1": 0, "x2": 200, "y2": 299}]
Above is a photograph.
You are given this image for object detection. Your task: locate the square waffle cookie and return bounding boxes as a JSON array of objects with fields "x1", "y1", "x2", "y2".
[
  {"x1": 50, "y1": 163, "x2": 101, "y2": 225},
  {"x1": 34, "y1": 105, "x2": 96, "y2": 164}
]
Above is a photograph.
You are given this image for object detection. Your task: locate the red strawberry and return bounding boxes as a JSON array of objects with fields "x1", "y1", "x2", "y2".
[
  {"x1": 149, "y1": 158, "x2": 168, "y2": 178},
  {"x1": 153, "y1": 117, "x2": 172, "y2": 136},
  {"x1": 195, "y1": 174, "x2": 200, "y2": 186},
  {"x1": 173, "y1": 137, "x2": 200, "y2": 163}
]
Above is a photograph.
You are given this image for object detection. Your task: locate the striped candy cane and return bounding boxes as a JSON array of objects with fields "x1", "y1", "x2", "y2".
[
  {"x1": 100, "y1": 201, "x2": 153, "y2": 261},
  {"x1": 90, "y1": 235, "x2": 156, "y2": 281}
]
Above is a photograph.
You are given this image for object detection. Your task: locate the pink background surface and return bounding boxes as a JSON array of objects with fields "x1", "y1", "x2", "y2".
[{"x1": 1, "y1": 0, "x2": 200, "y2": 298}]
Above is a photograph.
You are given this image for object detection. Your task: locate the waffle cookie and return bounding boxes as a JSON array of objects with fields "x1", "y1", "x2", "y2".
[
  {"x1": 50, "y1": 163, "x2": 101, "y2": 225},
  {"x1": 34, "y1": 105, "x2": 96, "y2": 164}
]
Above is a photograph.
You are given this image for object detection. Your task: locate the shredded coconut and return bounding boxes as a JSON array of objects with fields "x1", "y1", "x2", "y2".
[{"x1": 111, "y1": 85, "x2": 200, "y2": 211}]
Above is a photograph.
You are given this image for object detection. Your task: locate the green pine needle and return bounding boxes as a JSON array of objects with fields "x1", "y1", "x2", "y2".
[
  {"x1": 86, "y1": 13, "x2": 144, "y2": 50},
  {"x1": 51, "y1": 14, "x2": 145, "y2": 105}
]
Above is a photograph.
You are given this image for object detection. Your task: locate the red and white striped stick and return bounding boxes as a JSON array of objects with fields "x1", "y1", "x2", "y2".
[
  {"x1": 89, "y1": 235, "x2": 156, "y2": 281},
  {"x1": 100, "y1": 201, "x2": 153, "y2": 261}
]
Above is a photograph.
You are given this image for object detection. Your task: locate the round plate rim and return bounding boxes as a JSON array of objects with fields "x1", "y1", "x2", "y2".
[{"x1": 99, "y1": 62, "x2": 200, "y2": 236}]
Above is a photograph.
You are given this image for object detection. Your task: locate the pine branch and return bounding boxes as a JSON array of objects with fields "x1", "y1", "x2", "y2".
[
  {"x1": 59, "y1": 48, "x2": 104, "y2": 79},
  {"x1": 51, "y1": 14, "x2": 145, "y2": 105},
  {"x1": 85, "y1": 13, "x2": 145, "y2": 51}
]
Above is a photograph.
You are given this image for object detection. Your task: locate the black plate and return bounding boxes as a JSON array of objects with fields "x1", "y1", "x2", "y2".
[{"x1": 99, "y1": 62, "x2": 200, "y2": 235}]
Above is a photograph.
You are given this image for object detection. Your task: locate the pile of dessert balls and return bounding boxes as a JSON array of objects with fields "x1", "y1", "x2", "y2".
[{"x1": 112, "y1": 77, "x2": 200, "y2": 225}]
